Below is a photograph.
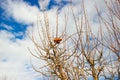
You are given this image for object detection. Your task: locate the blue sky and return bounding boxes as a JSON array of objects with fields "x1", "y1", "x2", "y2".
[{"x1": 0, "y1": 0, "x2": 116, "y2": 80}]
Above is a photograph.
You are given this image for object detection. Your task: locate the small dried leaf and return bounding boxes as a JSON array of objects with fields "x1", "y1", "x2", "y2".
[{"x1": 54, "y1": 37, "x2": 62, "y2": 44}]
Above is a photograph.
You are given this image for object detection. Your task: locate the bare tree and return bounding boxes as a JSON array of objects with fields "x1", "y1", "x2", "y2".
[
  {"x1": 95, "y1": 0, "x2": 120, "y2": 79},
  {"x1": 28, "y1": 10, "x2": 80, "y2": 79},
  {"x1": 103, "y1": 0, "x2": 120, "y2": 61},
  {"x1": 29, "y1": 0, "x2": 119, "y2": 80},
  {"x1": 71, "y1": 1, "x2": 106, "y2": 80}
]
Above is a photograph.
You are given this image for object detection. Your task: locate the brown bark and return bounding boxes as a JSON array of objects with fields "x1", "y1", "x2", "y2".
[
  {"x1": 57, "y1": 65, "x2": 68, "y2": 80},
  {"x1": 91, "y1": 66, "x2": 98, "y2": 80}
]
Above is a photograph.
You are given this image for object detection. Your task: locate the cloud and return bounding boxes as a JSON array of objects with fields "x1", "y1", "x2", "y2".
[
  {"x1": 0, "y1": 30, "x2": 15, "y2": 41},
  {"x1": 1, "y1": 0, "x2": 40, "y2": 25},
  {"x1": 0, "y1": 30, "x2": 38, "y2": 80},
  {"x1": 0, "y1": 29, "x2": 37, "y2": 62},
  {"x1": 0, "y1": 23, "x2": 13, "y2": 30},
  {"x1": 54, "y1": 0, "x2": 62, "y2": 3},
  {"x1": 0, "y1": 61, "x2": 34, "y2": 80},
  {"x1": 14, "y1": 32, "x2": 24, "y2": 37},
  {"x1": 38, "y1": 0, "x2": 50, "y2": 10},
  {"x1": 0, "y1": 25, "x2": 46, "y2": 79}
]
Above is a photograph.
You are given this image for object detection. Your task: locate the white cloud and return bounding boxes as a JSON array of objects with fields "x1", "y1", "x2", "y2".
[
  {"x1": 1, "y1": 0, "x2": 112, "y2": 25},
  {"x1": 14, "y1": 32, "x2": 24, "y2": 37},
  {"x1": 38, "y1": 0, "x2": 50, "y2": 10},
  {"x1": 1, "y1": 0, "x2": 40, "y2": 24},
  {"x1": 0, "y1": 61, "x2": 35, "y2": 80},
  {"x1": 0, "y1": 30, "x2": 38, "y2": 80},
  {"x1": 0, "y1": 23, "x2": 13, "y2": 30},
  {"x1": 55, "y1": 0, "x2": 62, "y2": 3}
]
